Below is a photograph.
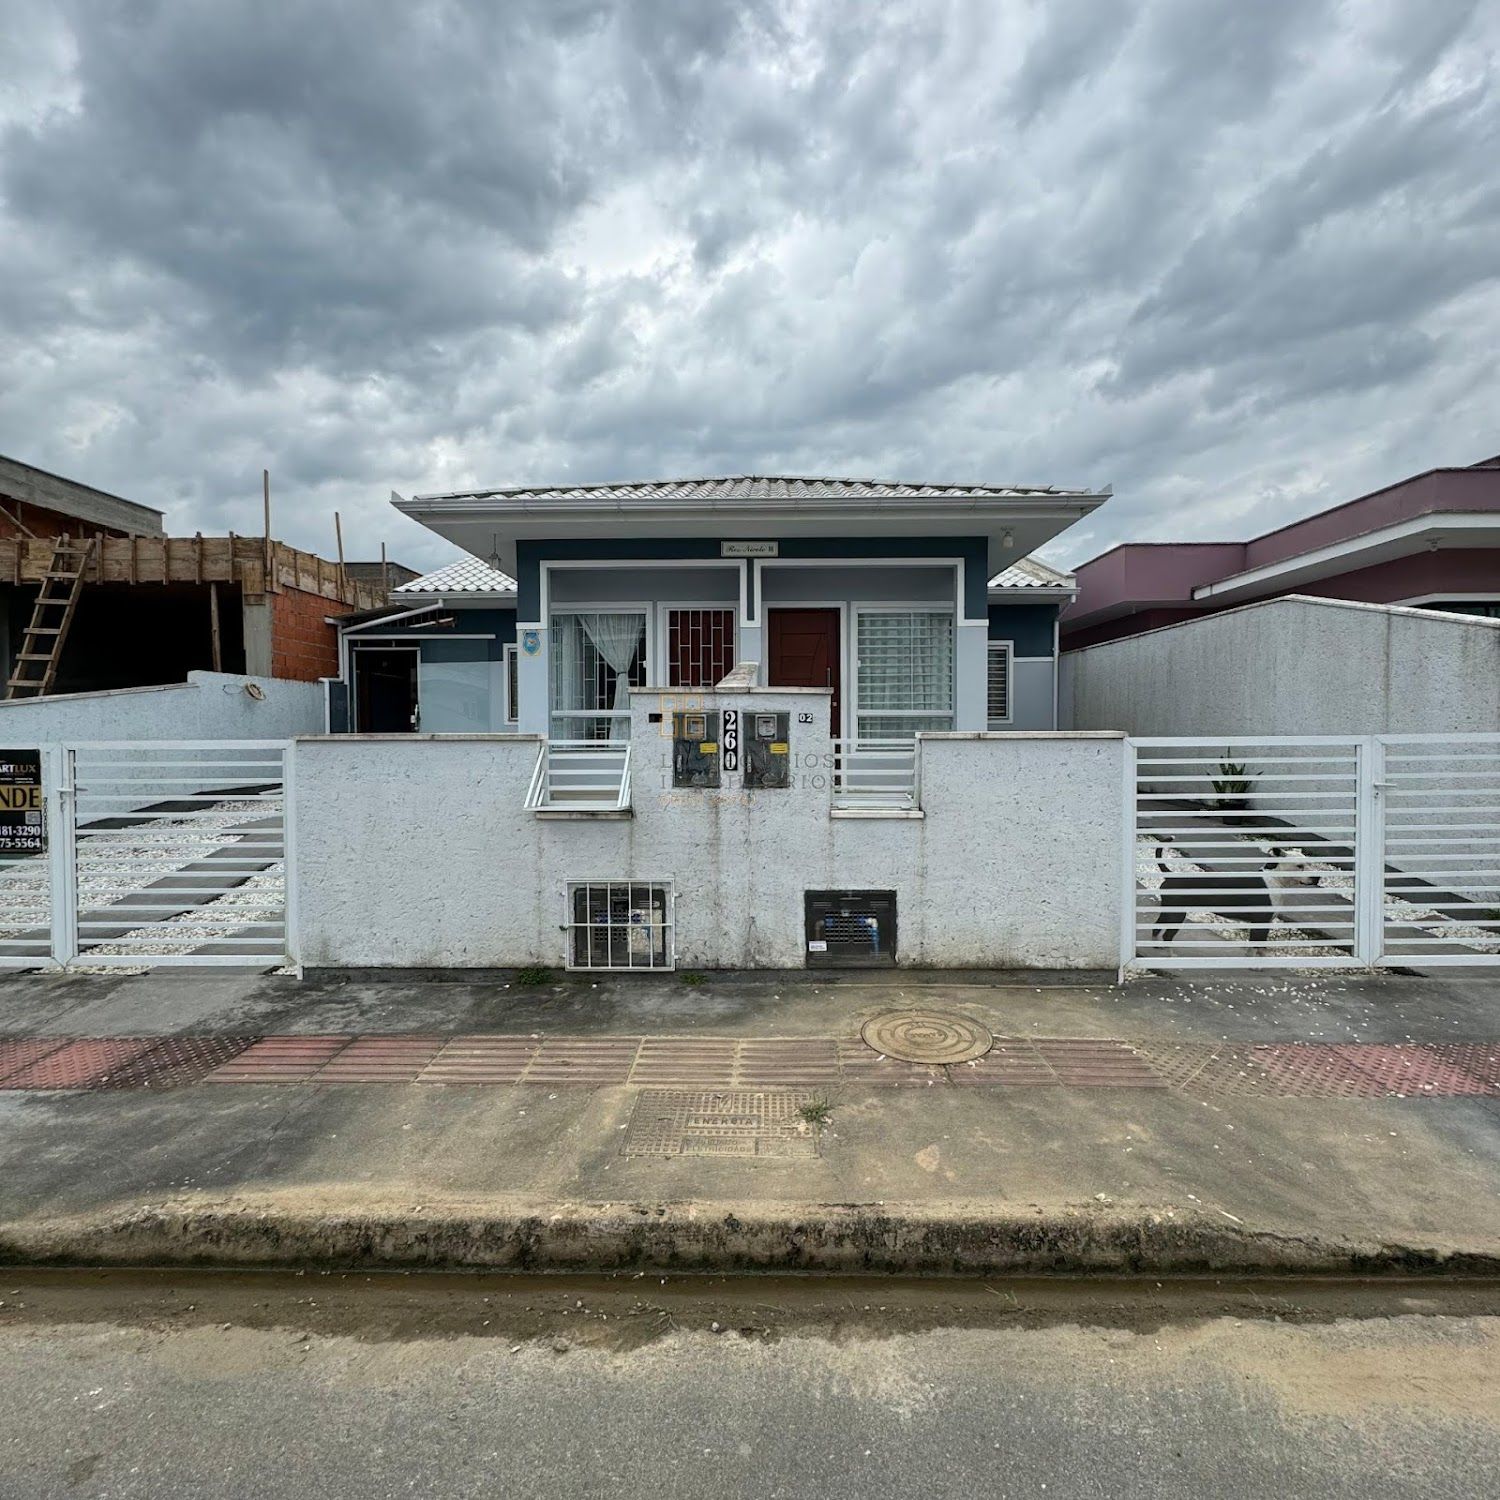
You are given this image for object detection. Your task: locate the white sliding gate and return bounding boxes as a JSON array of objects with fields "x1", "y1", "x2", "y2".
[
  {"x1": 1126, "y1": 734, "x2": 1500, "y2": 969},
  {"x1": 0, "y1": 740, "x2": 293, "y2": 970}
]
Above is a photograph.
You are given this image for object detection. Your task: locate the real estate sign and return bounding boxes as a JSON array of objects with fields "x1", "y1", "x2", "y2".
[{"x1": 0, "y1": 751, "x2": 45, "y2": 855}]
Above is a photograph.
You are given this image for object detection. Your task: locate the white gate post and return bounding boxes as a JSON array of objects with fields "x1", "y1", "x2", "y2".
[
  {"x1": 45, "y1": 744, "x2": 78, "y2": 966},
  {"x1": 1353, "y1": 737, "x2": 1385, "y2": 965},
  {"x1": 1118, "y1": 737, "x2": 1138, "y2": 975},
  {"x1": 281, "y1": 740, "x2": 300, "y2": 971}
]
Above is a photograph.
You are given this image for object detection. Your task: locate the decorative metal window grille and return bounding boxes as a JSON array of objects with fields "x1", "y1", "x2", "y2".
[
  {"x1": 504, "y1": 644, "x2": 519, "y2": 725},
  {"x1": 549, "y1": 612, "x2": 647, "y2": 740},
  {"x1": 987, "y1": 642, "x2": 1012, "y2": 725},
  {"x1": 566, "y1": 881, "x2": 674, "y2": 971},
  {"x1": 855, "y1": 610, "x2": 954, "y2": 739},
  {"x1": 667, "y1": 608, "x2": 736, "y2": 687}
]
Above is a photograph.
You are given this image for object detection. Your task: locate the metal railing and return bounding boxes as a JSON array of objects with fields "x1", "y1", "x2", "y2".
[
  {"x1": 525, "y1": 739, "x2": 633, "y2": 813},
  {"x1": 1125, "y1": 734, "x2": 1500, "y2": 970},
  {"x1": 830, "y1": 739, "x2": 920, "y2": 810},
  {"x1": 0, "y1": 740, "x2": 293, "y2": 971}
]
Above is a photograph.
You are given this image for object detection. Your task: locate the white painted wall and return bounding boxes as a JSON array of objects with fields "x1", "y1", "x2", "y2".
[
  {"x1": 0, "y1": 671, "x2": 323, "y2": 743},
  {"x1": 290, "y1": 693, "x2": 1125, "y2": 971},
  {"x1": 1066, "y1": 596, "x2": 1500, "y2": 736}
]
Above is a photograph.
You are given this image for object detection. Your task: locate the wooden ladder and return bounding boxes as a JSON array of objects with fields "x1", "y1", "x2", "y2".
[{"x1": 5, "y1": 537, "x2": 97, "y2": 699}]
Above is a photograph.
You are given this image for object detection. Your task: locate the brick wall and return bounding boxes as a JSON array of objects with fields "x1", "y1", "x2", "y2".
[
  {"x1": 271, "y1": 587, "x2": 353, "y2": 681},
  {"x1": 0, "y1": 498, "x2": 135, "y2": 541}
]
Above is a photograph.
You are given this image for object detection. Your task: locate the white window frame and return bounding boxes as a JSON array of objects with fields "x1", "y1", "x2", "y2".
[
  {"x1": 564, "y1": 879, "x2": 675, "y2": 972},
  {"x1": 986, "y1": 640, "x2": 1013, "y2": 727},
  {"x1": 503, "y1": 643, "x2": 519, "y2": 727},
  {"x1": 548, "y1": 604, "x2": 651, "y2": 740},
  {"x1": 850, "y1": 605, "x2": 957, "y2": 741}
]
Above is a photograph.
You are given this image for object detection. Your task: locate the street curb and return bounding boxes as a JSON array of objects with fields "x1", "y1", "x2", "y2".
[{"x1": 4, "y1": 1199, "x2": 1500, "y2": 1277}]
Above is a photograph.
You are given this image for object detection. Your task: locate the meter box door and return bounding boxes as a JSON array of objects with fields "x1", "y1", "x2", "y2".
[
  {"x1": 672, "y1": 710, "x2": 721, "y2": 789},
  {"x1": 804, "y1": 890, "x2": 897, "y2": 967},
  {"x1": 744, "y1": 710, "x2": 791, "y2": 790}
]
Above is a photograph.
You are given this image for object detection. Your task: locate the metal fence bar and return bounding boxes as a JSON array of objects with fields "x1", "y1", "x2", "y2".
[
  {"x1": 62, "y1": 738, "x2": 291, "y2": 970},
  {"x1": 1125, "y1": 733, "x2": 1500, "y2": 972}
]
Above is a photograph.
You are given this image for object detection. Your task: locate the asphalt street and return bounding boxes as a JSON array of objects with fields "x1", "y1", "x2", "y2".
[{"x1": 1, "y1": 1272, "x2": 1498, "y2": 1499}]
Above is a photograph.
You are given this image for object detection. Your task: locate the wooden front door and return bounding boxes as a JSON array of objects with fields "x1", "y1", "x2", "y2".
[{"x1": 768, "y1": 608, "x2": 840, "y2": 734}]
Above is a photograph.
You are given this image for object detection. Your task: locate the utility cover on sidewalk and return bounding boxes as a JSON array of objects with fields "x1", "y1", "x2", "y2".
[
  {"x1": 622, "y1": 1090, "x2": 822, "y2": 1159},
  {"x1": 861, "y1": 1010, "x2": 993, "y2": 1065}
]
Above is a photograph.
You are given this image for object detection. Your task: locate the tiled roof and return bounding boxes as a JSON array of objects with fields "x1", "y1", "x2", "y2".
[
  {"x1": 412, "y1": 474, "x2": 1087, "y2": 503},
  {"x1": 394, "y1": 557, "x2": 517, "y2": 594},
  {"x1": 990, "y1": 556, "x2": 1075, "y2": 590}
]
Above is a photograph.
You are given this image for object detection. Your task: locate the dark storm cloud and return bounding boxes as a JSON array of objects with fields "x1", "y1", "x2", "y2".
[{"x1": 0, "y1": 0, "x2": 1496, "y2": 568}]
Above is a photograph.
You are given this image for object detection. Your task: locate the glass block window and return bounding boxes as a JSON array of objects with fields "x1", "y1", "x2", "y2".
[
  {"x1": 566, "y1": 881, "x2": 674, "y2": 970},
  {"x1": 855, "y1": 610, "x2": 954, "y2": 739},
  {"x1": 667, "y1": 608, "x2": 736, "y2": 687},
  {"x1": 987, "y1": 642, "x2": 1012, "y2": 725}
]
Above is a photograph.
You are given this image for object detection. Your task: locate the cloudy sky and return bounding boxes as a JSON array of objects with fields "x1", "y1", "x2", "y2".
[{"x1": 1, "y1": 0, "x2": 1496, "y2": 572}]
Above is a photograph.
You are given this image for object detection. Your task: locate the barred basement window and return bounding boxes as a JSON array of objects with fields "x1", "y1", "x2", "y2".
[
  {"x1": 987, "y1": 641, "x2": 1012, "y2": 726},
  {"x1": 566, "y1": 881, "x2": 674, "y2": 971}
]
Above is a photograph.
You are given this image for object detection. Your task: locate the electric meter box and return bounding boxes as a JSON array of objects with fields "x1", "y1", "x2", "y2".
[
  {"x1": 744, "y1": 710, "x2": 791, "y2": 790},
  {"x1": 672, "y1": 710, "x2": 721, "y2": 789}
]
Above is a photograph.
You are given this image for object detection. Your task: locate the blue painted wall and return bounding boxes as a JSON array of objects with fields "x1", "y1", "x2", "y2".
[
  {"x1": 414, "y1": 607, "x2": 514, "y2": 664},
  {"x1": 517, "y1": 536, "x2": 992, "y2": 619},
  {"x1": 988, "y1": 602, "x2": 1060, "y2": 656}
]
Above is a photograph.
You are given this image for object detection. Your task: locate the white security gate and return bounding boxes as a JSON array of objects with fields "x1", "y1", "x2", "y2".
[
  {"x1": 1125, "y1": 735, "x2": 1500, "y2": 969},
  {"x1": 0, "y1": 740, "x2": 293, "y2": 970}
]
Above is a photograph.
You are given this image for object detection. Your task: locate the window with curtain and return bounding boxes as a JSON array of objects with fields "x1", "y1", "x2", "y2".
[
  {"x1": 549, "y1": 611, "x2": 648, "y2": 739},
  {"x1": 855, "y1": 610, "x2": 955, "y2": 739}
]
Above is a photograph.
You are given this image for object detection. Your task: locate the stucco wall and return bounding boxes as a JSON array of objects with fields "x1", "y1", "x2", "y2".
[
  {"x1": 290, "y1": 695, "x2": 1124, "y2": 971},
  {"x1": 1065, "y1": 595, "x2": 1500, "y2": 735},
  {"x1": 0, "y1": 670, "x2": 323, "y2": 742}
]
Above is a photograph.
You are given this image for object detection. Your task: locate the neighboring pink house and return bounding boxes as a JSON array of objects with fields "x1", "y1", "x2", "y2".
[{"x1": 1061, "y1": 455, "x2": 1500, "y2": 648}]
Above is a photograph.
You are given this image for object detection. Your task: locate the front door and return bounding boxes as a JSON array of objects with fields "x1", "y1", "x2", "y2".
[
  {"x1": 768, "y1": 608, "x2": 840, "y2": 735},
  {"x1": 354, "y1": 647, "x2": 419, "y2": 732}
]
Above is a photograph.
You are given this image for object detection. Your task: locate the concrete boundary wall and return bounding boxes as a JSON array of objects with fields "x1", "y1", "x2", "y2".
[
  {"x1": 0, "y1": 672, "x2": 323, "y2": 743},
  {"x1": 1065, "y1": 595, "x2": 1500, "y2": 736},
  {"x1": 289, "y1": 700, "x2": 1126, "y2": 970}
]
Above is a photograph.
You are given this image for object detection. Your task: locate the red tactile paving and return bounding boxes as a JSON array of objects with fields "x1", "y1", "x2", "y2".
[
  {"x1": 202, "y1": 1035, "x2": 352, "y2": 1083},
  {"x1": 2, "y1": 1038, "x2": 160, "y2": 1090},
  {"x1": 1255, "y1": 1043, "x2": 1500, "y2": 1098},
  {"x1": 736, "y1": 1039, "x2": 843, "y2": 1087},
  {"x1": 88, "y1": 1036, "x2": 257, "y2": 1090},
  {"x1": 953, "y1": 1037, "x2": 1167, "y2": 1089},
  {"x1": 629, "y1": 1038, "x2": 738, "y2": 1088},
  {"x1": 315, "y1": 1035, "x2": 447, "y2": 1083},
  {"x1": 0, "y1": 1038, "x2": 70, "y2": 1085},
  {"x1": 523, "y1": 1037, "x2": 640, "y2": 1085},
  {"x1": 838, "y1": 1042, "x2": 947, "y2": 1087},
  {"x1": 8, "y1": 1031, "x2": 1500, "y2": 1098},
  {"x1": 417, "y1": 1036, "x2": 541, "y2": 1085}
]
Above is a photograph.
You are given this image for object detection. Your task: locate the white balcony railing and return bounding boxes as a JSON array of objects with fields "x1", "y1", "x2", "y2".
[
  {"x1": 830, "y1": 739, "x2": 920, "y2": 810},
  {"x1": 526, "y1": 739, "x2": 632, "y2": 813}
]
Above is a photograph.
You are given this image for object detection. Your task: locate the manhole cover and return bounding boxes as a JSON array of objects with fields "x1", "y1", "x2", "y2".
[{"x1": 861, "y1": 1010, "x2": 993, "y2": 1065}]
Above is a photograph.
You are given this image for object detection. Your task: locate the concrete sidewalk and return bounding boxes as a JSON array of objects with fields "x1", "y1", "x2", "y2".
[{"x1": 2, "y1": 969, "x2": 1498, "y2": 1275}]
